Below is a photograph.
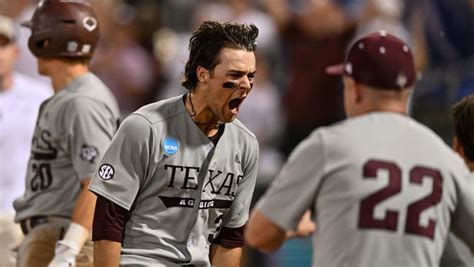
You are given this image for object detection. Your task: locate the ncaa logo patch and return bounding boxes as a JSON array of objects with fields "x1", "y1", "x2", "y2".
[
  {"x1": 98, "y1": 164, "x2": 114, "y2": 180},
  {"x1": 162, "y1": 137, "x2": 179, "y2": 156}
]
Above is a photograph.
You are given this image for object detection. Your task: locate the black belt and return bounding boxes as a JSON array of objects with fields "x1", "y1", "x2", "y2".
[{"x1": 20, "y1": 216, "x2": 50, "y2": 235}]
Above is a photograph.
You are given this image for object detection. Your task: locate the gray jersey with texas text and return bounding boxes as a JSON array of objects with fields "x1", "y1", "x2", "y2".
[{"x1": 89, "y1": 95, "x2": 259, "y2": 266}]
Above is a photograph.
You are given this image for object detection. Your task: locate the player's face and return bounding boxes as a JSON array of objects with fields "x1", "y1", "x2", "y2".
[
  {"x1": 37, "y1": 57, "x2": 47, "y2": 75},
  {"x1": 204, "y1": 48, "x2": 256, "y2": 123},
  {"x1": 37, "y1": 57, "x2": 54, "y2": 76}
]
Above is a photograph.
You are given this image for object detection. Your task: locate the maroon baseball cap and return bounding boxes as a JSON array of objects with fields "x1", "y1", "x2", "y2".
[{"x1": 326, "y1": 31, "x2": 415, "y2": 90}]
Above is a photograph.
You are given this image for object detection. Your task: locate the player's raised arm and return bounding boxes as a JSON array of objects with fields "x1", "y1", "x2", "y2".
[
  {"x1": 246, "y1": 209, "x2": 316, "y2": 253},
  {"x1": 246, "y1": 210, "x2": 286, "y2": 252}
]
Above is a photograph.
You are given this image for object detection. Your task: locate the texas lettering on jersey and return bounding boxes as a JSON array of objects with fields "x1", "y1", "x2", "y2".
[
  {"x1": 31, "y1": 128, "x2": 57, "y2": 160},
  {"x1": 159, "y1": 163, "x2": 243, "y2": 209}
]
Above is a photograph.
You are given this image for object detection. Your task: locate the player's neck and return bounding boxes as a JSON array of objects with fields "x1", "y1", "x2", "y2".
[
  {"x1": 185, "y1": 91, "x2": 223, "y2": 137},
  {"x1": 466, "y1": 161, "x2": 474, "y2": 172},
  {"x1": 49, "y1": 63, "x2": 89, "y2": 93},
  {"x1": 363, "y1": 101, "x2": 408, "y2": 115}
]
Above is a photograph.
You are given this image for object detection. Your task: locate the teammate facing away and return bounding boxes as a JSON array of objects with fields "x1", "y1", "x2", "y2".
[
  {"x1": 13, "y1": 1, "x2": 120, "y2": 266},
  {"x1": 89, "y1": 21, "x2": 260, "y2": 266},
  {"x1": 245, "y1": 32, "x2": 474, "y2": 267},
  {"x1": 440, "y1": 94, "x2": 474, "y2": 267}
]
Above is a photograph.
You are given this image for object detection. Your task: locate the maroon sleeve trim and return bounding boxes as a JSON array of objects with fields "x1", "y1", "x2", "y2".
[
  {"x1": 212, "y1": 225, "x2": 245, "y2": 248},
  {"x1": 92, "y1": 195, "x2": 130, "y2": 242}
]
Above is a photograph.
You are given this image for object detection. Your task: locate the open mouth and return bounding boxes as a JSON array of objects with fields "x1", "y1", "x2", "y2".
[{"x1": 229, "y1": 98, "x2": 244, "y2": 114}]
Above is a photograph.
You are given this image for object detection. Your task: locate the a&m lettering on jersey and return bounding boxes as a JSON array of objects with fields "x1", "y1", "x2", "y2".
[
  {"x1": 30, "y1": 128, "x2": 57, "y2": 192},
  {"x1": 31, "y1": 129, "x2": 58, "y2": 160},
  {"x1": 158, "y1": 196, "x2": 233, "y2": 209}
]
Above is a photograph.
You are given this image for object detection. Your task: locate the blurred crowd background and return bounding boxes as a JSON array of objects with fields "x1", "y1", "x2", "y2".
[{"x1": 1, "y1": 0, "x2": 473, "y2": 266}]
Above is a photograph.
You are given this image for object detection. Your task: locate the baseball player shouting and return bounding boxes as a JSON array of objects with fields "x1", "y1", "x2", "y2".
[
  {"x1": 89, "y1": 21, "x2": 259, "y2": 266},
  {"x1": 13, "y1": 1, "x2": 120, "y2": 266},
  {"x1": 245, "y1": 32, "x2": 474, "y2": 267}
]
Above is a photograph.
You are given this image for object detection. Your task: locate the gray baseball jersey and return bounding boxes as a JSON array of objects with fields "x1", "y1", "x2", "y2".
[
  {"x1": 14, "y1": 73, "x2": 120, "y2": 221},
  {"x1": 89, "y1": 95, "x2": 259, "y2": 266},
  {"x1": 256, "y1": 112, "x2": 474, "y2": 267},
  {"x1": 440, "y1": 231, "x2": 474, "y2": 267},
  {"x1": 440, "y1": 169, "x2": 474, "y2": 267}
]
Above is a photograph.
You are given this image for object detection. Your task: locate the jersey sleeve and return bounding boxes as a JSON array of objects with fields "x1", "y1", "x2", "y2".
[
  {"x1": 451, "y1": 172, "x2": 474, "y2": 252},
  {"x1": 222, "y1": 139, "x2": 259, "y2": 228},
  {"x1": 92, "y1": 195, "x2": 130, "y2": 242},
  {"x1": 88, "y1": 114, "x2": 155, "y2": 210},
  {"x1": 255, "y1": 131, "x2": 325, "y2": 231},
  {"x1": 63, "y1": 97, "x2": 117, "y2": 181}
]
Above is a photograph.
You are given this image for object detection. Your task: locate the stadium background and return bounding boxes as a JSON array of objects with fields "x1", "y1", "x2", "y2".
[{"x1": 1, "y1": 0, "x2": 473, "y2": 266}]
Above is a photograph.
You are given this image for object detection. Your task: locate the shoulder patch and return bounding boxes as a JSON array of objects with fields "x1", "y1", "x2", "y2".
[
  {"x1": 162, "y1": 137, "x2": 179, "y2": 156},
  {"x1": 80, "y1": 144, "x2": 98, "y2": 163},
  {"x1": 98, "y1": 164, "x2": 115, "y2": 180}
]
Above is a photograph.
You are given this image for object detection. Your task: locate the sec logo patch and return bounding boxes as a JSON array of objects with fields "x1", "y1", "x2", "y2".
[
  {"x1": 98, "y1": 164, "x2": 114, "y2": 180},
  {"x1": 162, "y1": 137, "x2": 179, "y2": 156}
]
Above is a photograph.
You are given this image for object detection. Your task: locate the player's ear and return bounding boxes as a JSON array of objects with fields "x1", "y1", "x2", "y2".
[
  {"x1": 196, "y1": 66, "x2": 210, "y2": 83},
  {"x1": 353, "y1": 82, "x2": 363, "y2": 104},
  {"x1": 345, "y1": 77, "x2": 362, "y2": 104}
]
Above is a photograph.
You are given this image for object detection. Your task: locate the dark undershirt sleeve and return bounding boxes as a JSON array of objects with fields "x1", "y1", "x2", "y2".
[
  {"x1": 212, "y1": 225, "x2": 245, "y2": 248},
  {"x1": 92, "y1": 195, "x2": 130, "y2": 242}
]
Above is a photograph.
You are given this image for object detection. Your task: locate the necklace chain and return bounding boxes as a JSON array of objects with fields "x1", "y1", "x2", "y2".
[
  {"x1": 187, "y1": 92, "x2": 223, "y2": 126},
  {"x1": 187, "y1": 91, "x2": 197, "y2": 117}
]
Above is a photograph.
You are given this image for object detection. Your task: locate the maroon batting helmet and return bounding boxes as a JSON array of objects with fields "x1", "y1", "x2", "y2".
[
  {"x1": 22, "y1": 0, "x2": 100, "y2": 59},
  {"x1": 326, "y1": 31, "x2": 416, "y2": 90}
]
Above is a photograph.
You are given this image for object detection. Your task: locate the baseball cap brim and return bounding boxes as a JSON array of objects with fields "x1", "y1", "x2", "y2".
[{"x1": 20, "y1": 20, "x2": 32, "y2": 28}]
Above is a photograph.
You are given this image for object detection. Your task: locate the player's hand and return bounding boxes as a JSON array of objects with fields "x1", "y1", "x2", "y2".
[
  {"x1": 48, "y1": 240, "x2": 80, "y2": 267},
  {"x1": 286, "y1": 210, "x2": 316, "y2": 239}
]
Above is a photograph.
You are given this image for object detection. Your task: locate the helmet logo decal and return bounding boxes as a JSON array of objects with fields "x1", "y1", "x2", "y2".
[
  {"x1": 82, "y1": 44, "x2": 91, "y2": 53},
  {"x1": 82, "y1": 16, "x2": 97, "y2": 32},
  {"x1": 67, "y1": 41, "x2": 78, "y2": 52}
]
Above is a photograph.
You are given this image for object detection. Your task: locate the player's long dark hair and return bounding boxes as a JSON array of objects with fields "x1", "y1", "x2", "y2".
[
  {"x1": 452, "y1": 94, "x2": 474, "y2": 161},
  {"x1": 181, "y1": 21, "x2": 258, "y2": 90}
]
